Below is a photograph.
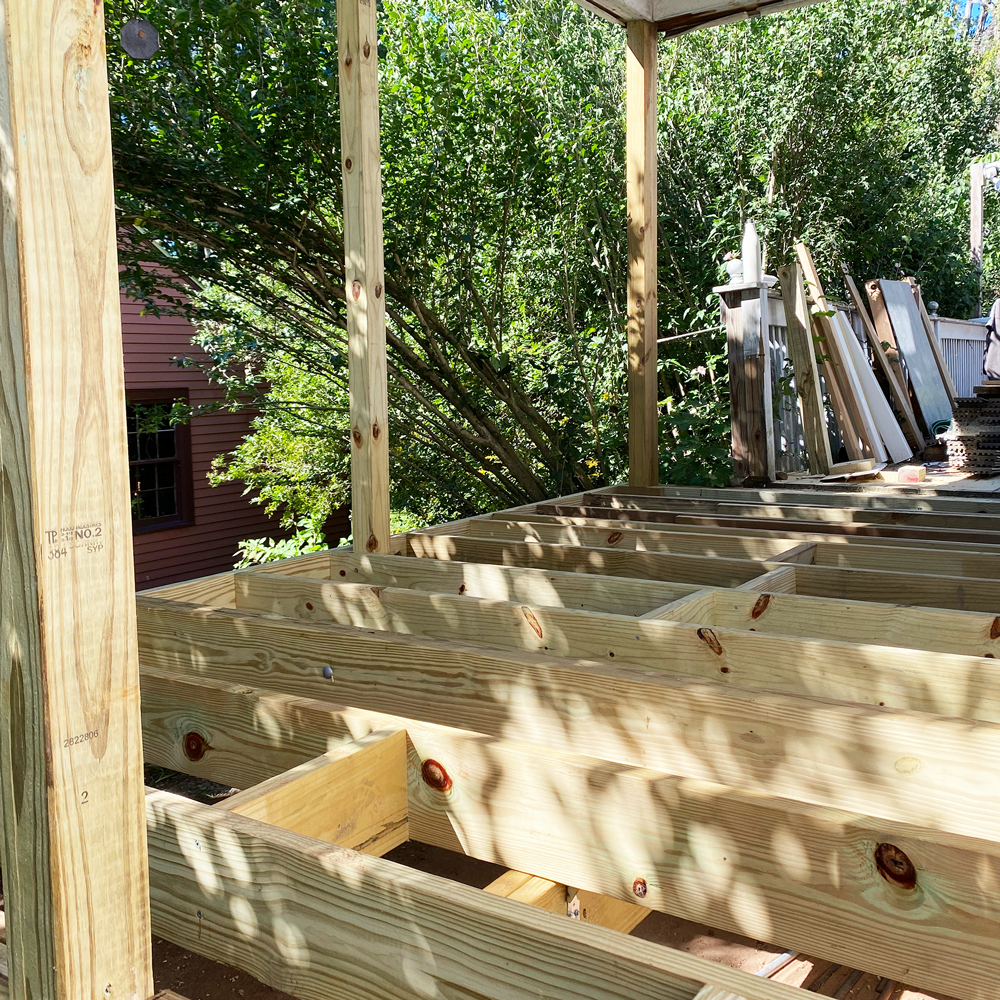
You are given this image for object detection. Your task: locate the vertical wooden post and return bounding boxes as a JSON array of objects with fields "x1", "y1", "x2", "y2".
[
  {"x1": 971, "y1": 161, "x2": 984, "y2": 317},
  {"x1": 718, "y1": 282, "x2": 775, "y2": 484},
  {"x1": 0, "y1": 0, "x2": 153, "y2": 996},
  {"x1": 626, "y1": 21, "x2": 658, "y2": 487},
  {"x1": 339, "y1": 0, "x2": 391, "y2": 553}
]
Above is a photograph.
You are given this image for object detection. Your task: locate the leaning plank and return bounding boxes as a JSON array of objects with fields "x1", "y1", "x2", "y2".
[
  {"x1": 221, "y1": 729, "x2": 409, "y2": 856},
  {"x1": 909, "y1": 280, "x2": 958, "y2": 405},
  {"x1": 832, "y1": 310, "x2": 911, "y2": 462},
  {"x1": 876, "y1": 281, "x2": 953, "y2": 434},
  {"x1": 146, "y1": 789, "x2": 836, "y2": 1000},
  {"x1": 141, "y1": 673, "x2": 1000, "y2": 1000},
  {"x1": 776, "y1": 263, "x2": 832, "y2": 474},
  {"x1": 137, "y1": 598, "x2": 1000, "y2": 840},
  {"x1": 232, "y1": 572, "x2": 1000, "y2": 719},
  {"x1": 0, "y1": 0, "x2": 153, "y2": 992},
  {"x1": 841, "y1": 267, "x2": 922, "y2": 449}
]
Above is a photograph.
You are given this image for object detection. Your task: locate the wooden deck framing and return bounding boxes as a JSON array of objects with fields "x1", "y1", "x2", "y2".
[{"x1": 137, "y1": 484, "x2": 1000, "y2": 1000}]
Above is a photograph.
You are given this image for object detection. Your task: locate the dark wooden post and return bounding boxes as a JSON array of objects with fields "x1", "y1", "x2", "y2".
[{"x1": 717, "y1": 280, "x2": 775, "y2": 485}]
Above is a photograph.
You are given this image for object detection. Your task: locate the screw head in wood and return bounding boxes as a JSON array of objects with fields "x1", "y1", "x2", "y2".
[
  {"x1": 322, "y1": 666, "x2": 334, "y2": 680},
  {"x1": 874, "y1": 842, "x2": 916, "y2": 889}
]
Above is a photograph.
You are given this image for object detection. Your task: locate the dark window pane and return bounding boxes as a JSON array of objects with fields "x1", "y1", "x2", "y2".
[
  {"x1": 127, "y1": 434, "x2": 138, "y2": 462},
  {"x1": 157, "y1": 488, "x2": 177, "y2": 517},
  {"x1": 157, "y1": 462, "x2": 175, "y2": 489},
  {"x1": 135, "y1": 464, "x2": 157, "y2": 493},
  {"x1": 157, "y1": 429, "x2": 175, "y2": 459},
  {"x1": 138, "y1": 433, "x2": 159, "y2": 461}
]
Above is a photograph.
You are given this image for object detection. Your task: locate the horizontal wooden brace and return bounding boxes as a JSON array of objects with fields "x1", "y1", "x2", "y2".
[
  {"x1": 146, "y1": 788, "x2": 705, "y2": 1000},
  {"x1": 451, "y1": 517, "x2": 1000, "y2": 579},
  {"x1": 136, "y1": 597, "x2": 1000, "y2": 841},
  {"x1": 405, "y1": 533, "x2": 1000, "y2": 613},
  {"x1": 232, "y1": 571, "x2": 1000, "y2": 719},
  {"x1": 140, "y1": 671, "x2": 1000, "y2": 999},
  {"x1": 530, "y1": 504, "x2": 1000, "y2": 550}
]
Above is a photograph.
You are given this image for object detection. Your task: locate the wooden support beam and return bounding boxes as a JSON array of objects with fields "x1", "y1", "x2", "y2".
[
  {"x1": 321, "y1": 550, "x2": 701, "y2": 616},
  {"x1": 776, "y1": 264, "x2": 832, "y2": 474},
  {"x1": 141, "y1": 673, "x2": 1000, "y2": 1000},
  {"x1": 233, "y1": 570, "x2": 1000, "y2": 717},
  {"x1": 0, "y1": 0, "x2": 153, "y2": 995},
  {"x1": 221, "y1": 729, "x2": 409, "y2": 856},
  {"x1": 735, "y1": 566, "x2": 796, "y2": 593},
  {"x1": 137, "y1": 598, "x2": 1000, "y2": 841},
  {"x1": 626, "y1": 21, "x2": 658, "y2": 487},
  {"x1": 638, "y1": 589, "x2": 716, "y2": 621},
  {"x1": 146, "y1": 789, "x2": 715, "y2": 1000},
  {"x1": 339, "y1": 0, "x2": 391, "y2": 554},
  {"x1": 405, "y1": 533, "x2": 764, "y2": 587}
]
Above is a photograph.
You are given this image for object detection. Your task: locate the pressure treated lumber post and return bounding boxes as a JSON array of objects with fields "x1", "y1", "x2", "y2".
[
  {"x1": 716, "y1": 280, "x2": 775, "y2": 484},
  {"x1": 0, "y1": 0, "x2": 153, "y2": 996},
  {"x1": 626, "y1": 21, "x2": 658, "y2": 487},
  {"x1": 339, "y1": 0, "x2": 391, "y2": 553}
]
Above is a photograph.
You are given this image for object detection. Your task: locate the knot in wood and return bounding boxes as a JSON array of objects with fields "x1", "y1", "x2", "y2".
[
  {"x1": 344, "y1": 157, "x2": 353, "y2": 171},
  {"x1": 365, "y1": 532, "x2": 379, "y2": 553},
  {"x1": 352, "y1": 280, "x2": 362, "y2": 301},
  {"x1": 751, "y1": 593, "x2": 771, "y2": 619},
  {"x1": 371, "y1": 421, "x2": 381, "y2": 440},
  {"x1": 632, "y1": 877, "x2": 647, "y2": 898},
  {"x1": 352, "y1": 427, "x2": 363, "y2": 447},
  {"x1": 605, "y1": 531, "x2": 624, "y2": 545},
  {"x1": 697, "y1": 627, "x2": 723, "y2": 656},
  {"x1": 875, "y1": 843, "x2": 916, "y2": 889},
  {"x1": 363, "y1": 41, "x2": 371, "y2": 58},
  {"x1": 421, "y1": 759, "x2": 452, "y2": 792},
  {"x1": 183, "y1": 731, "x2": 209, "y2": 762},
  {"x1": 375, "y1": 283, "x2": 383, "y2": 298}
]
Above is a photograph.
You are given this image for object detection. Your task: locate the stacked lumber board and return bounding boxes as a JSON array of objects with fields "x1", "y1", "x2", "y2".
[
  {"x1": 945, "y1": 383, "x2": 1000, "y2": 473},
  {"x1": 140, "y1": 482, "x2": 1000, "y2": 1000}
]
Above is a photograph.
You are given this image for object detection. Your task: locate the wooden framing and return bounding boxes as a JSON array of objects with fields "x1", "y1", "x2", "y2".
[
  {"x1": 0, "y1": 0, "x2": 152, "y2": 996},
  {"x1": 136, "y1": 484, "x2": 1000, "y2": 1000},
  {"x1": 626, "y1": 21, "x2": 659, "y2": 486},
  {"x1": 339, "y1": 0, "x2": 391, "y2": 553}
]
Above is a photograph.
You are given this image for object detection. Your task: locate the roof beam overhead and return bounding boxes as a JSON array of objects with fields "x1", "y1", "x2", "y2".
[{"x1": 578, "y1": 0, "x2": 825, "y2": 35}]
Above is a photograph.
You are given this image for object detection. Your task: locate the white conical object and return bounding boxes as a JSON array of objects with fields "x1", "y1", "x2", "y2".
[{"x1": 742, "y1": 221, "x2": 761, "y2": 284}]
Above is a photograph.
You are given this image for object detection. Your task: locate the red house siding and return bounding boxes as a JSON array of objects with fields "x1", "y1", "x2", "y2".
[{"x1": 122, "y1": 296, "x2": 287, "y2": 590}]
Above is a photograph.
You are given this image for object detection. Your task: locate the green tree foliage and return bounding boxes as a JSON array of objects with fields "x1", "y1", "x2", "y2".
[{"x1": 109, "y1": 0, "x2": 998, "y2": 526}]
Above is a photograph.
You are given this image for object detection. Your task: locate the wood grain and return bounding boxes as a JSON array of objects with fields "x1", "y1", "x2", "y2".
[
  {"x1": 137, "y1": 597, "x2": 1000, "y2": 842},
  {"x1": 223, "y1": 729, "x2": 408, "y2": 856},
  {"x1": 776, "y1": 264, "x2": 832, "y2": 474},
  {"x1": 140, "y1": 672, "x2": 1000, "y2": 1000},
  {"x1": 339, "y1": 0, "x2": 391, "y2": 553},
  {"x1": 626, "y1": 20, "x2": 659, "y2": 487},
  {"x1": 0, "y1": 0, "x2": 152, "y2": 994}
]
